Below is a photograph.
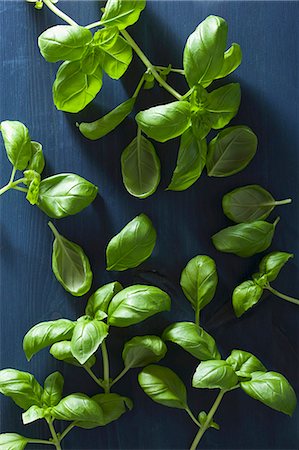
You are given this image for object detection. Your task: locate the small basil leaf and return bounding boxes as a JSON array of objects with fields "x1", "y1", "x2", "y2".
[
  {"x1": 198, "y1": 411, "x2": 220, "y2": 430},
  {"x1": 23, "y1": 319, "x2": 75, "y2": 361},
  {"x1": 22, "y1": 405, "x2": 45, "y2": 425},
  {"x1": 258, "y1": 251, "x2": 293, "y2": 282},
  {"x1": 192, "y1": 360, "x2": 238, "y2": 390},
  {"x1": 215, "y1": 43, "x2": 242, "y2": 80},
  {"x1": 0, "y1": 369, "x2": 43, "y2": 410},
  {"x1": 53, "y1": 61, "x2": 103, "y2": 113},
  {"x1": 163, "y1": 322, "x2": 221, "y2": 361},
  {"x1": 49, "y1": 223, "x2": 92, "y2": 296},
  {"x1": 50, "y1": 341, "x2": 96, "y2": 368},
  {"x1": 94, "y1": 32, "x2": 132, "y2": 79},
  {"x1": 138, "y1": 365, "x2": 187, "y2": 409},
  {"x1": 79, "y1": 97, "x2": 136, "y2": 140},
  {"x1": 41, "y1": 372, "x2": 64, "y2": 407},
  {"x1": 107, "y1": 285, "x2": 171, "y2": 327},
  {"x1": 100, "y1": 0, "x2": 146, "y2": 30},
  {"x1": 122, "y1": 335, "x2": 167, "y2": 368},
  {"x1": 240, "y1": 371, "x2": 297, "y2": 416},
  {"x1": 85, "y1": 282, "x2": 123, "y2": 316},
  {"x1": 212, "y1": 219, "x2": 278, "y2": 257},
  {"x1": 136, "y1": 101, "x2": 191, "y2": 143},
  {"x1": 121, "y1": 133, "x2": 161, "y2": 199},
  {"x1": 23, "y1": 170, "x2": 41, "y2": 205},
  {"x1": 71, "y1": 317, "x2": 109, "y2": 365},
  {"x1": 207, "y1": 126, "x2": 258, "y2": 177},
  {"x1": 252, "y1": 272, "x2": 268, "y2": 288},
  {"x1": 167, "y1": 129, "x2": 207, "y2": 191},
  {"x1": 0, "y1": 120, "x2": 32, "y2": 170},
  {"x1": 51, "y1": 393, "x2": 104, "y2": 423},
  {"x1": 232, "y1": 280, "x2": 264, "y2": 318},
  {"x1": 205, "y1": 83, "x2": 241, "y2": 129},
  {"x1": 38, "y1": 25, "x2": 92, "y2": 62},
  {"x1": 27, "y1": 141, "x2": 45, "y2": 174},
  {"x1": 38, "y1": 173, "x2": 98, "y2": 219},
  {"x1": 0, "y1": 433, "x2": 29, "y2": 449},
  {"x1": 183, "y1": 15, "x2": 228, "y2": 88},
  {"x1": 180, "y1": 255, "x2": 218, "y2": 313},
  {"x1": 106, "y1": 213, "x2": 156, "y2": 271},
  {"x1": 226, "y1": 350, "x2": 266, "y2": 376}
]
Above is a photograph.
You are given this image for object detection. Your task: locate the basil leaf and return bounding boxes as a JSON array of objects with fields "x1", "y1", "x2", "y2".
[
  {"x1": 138, "y1": 365, "x2": 187, "y2": 409},
  {"x1": 0, "y1": 433, "x2": 29, "y2": 450},
  {"x1": 180, "y1": 255, "x2": 218, "y2": 313},
  {"x1": 240, "y1": 371, "x2": 297, "y2": 416},
  {"x1": 53, "y1": 61, "x2": 103, "y2": 113},
  {"x1": 232, "y1": 280, "x2": 264, "y2": 318},
  {"x1": 226, "y1": 350, "x2": 266, "y2": 377},
  {"x1": 122, "y1": 335, "x2": 167, "y2": 368},
  {"x1": 258, "y1": 251, "x2": 293, "y2": 282},
  {"x1": 95, "y1": 33, "x2": 132, "y2": 79},
  {"x1": 167, "y1": 129, "x2": 207, "y2": 191},
  {"x1": 121, "y1": 133, "x2": 161, "y2": 199},
  {"x1": 106, "y1": 213, "x2": 156, "y2": 271},
  {"x1": 0, "y1": 120, "x2": 32, "y2": 170},
  {"x1": 80, "y1": 48, "x2": 100, "y2": 75},
  {"x1": 38, "y1": 173, "x2": 98, "y2": 219},
  {"x1": 205, "y1": 83, "x2": 241, "y2": 129},
  {"x1": 136, "y1": 101, "x2": 191, "y2": 143},
  {"x1": 41, "y1": 372, "x2": 64, "y2": 407},
  {"x1": 79, "y1": 97, "x2": 135, "y2": 140},
  {"x1": 85, "y1": 282, "x2": 123, "y2": 316},
  {"x1": 183, "y1": 15, "x2": 228, "y2": 88},
  {"x1": 107, "y1": 285, "x2": 171, "y2": 327},
  {"x1": 71, "y1": 317, "x2": 108, "y2": 365},
  {"x1": 163, "y1": 322, "x2": 220, "y2": 361},
  {"x1": 51, "y1": 393, "x2": 104, "y2": 423},
  {"x1": 22, "y1": 405, "x2": 45, "y2": 425},
  {"x1": 192, "y1": 360, "x2": 238, "y2": 390},
  {"x1": 207, "y1": 126, "x2": 258, "y2": 177},
  {"x1": 50, "y1": 341, "x2": 96, "y2": 368},
  {"x1": 212, "y1": 219, "x2": 279, "y2": 257},
  {"x1": 215, "y1": 43, "x2": 242, "y2": 80},
  {"x1": 23, "y1": 319, "x2": 75, "y2": 361},
  {"x1": 27, "y1": 141, "x2": 45, "y2": 174},
  {"x1": 38, "y1": 25, "x2": 92, "y2": 62},
  {"x1": 100, "y1": 0, "x2": 146, "y2": 30},
  {"x1": 23, "y1": 170, "x2": 40, "y2": 205},
  {"x1": 0, "y1": 369, "x2": 43, "y2": 410},
  {"x1": 93, "y1": 27, "x2": 119, "y2": 48}
]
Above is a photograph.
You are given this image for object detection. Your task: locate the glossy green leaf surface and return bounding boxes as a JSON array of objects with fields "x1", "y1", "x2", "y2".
[
  {"x1": 0, "y1": 433, "x2": 29, "y2": 450},
  {"x1": 71, "y1": 317, "x2": 108, "y2": 365},
  {"x1": 41, "y1": 372, "x2": 64, "y2": 407},
  {"x1": 95, "y1": 32, "x2": 132, "y2": 79},
  {"x1": 0, "y1": 369, "x2": 43, "y2": 410},
  {"x1": 0, "y1": 120, "x2": 32, "y2": 170},
  {"x1": 205, "y1": 83, "x2": 241, "y2": 129},
  {"x1": 100, "y1": 0, "x2": 146, "y2": 30},
  {"x1": 193, "y1": 360, "x2": 238, "y2": 390},
  {"x1": 50, "y1": 341, "x2": 96, "y2": 368},
  {"x1": 226, "y1": 350, "x2": 266, "y2": 377},
  {"x1": 215, "y1": 43, "x2": 242, "y2": 79},
  {"x1": 232, "y1": 280, "x2": 264, "y2": 317},
  {"x1": 27, "y1": 141, "x2": 45, "y2": 174},
  {"x1": 258, "y1": 251, "x2": 293, "y2": 282},
  {"x1": 51, "y1": 393, "x2": 104, "y2": 423},
  {"x1": 22, "y1": 405, "x2": 45, "y2": 425},
  {"x1": 85, "y1": 282, "x2": 123, "y2": 316},
  {"x1": 122, "y1": 335, "x2": 167, "y2": 368}
]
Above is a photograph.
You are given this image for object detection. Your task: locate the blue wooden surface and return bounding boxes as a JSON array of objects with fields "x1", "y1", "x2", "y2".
[{"x1": 0, "y1": 1, "x2": 298, "y2": 449}]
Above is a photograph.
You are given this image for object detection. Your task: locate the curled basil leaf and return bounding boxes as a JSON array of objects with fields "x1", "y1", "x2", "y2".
[
  {"x1": 226, "y1": 350, "x2": 266, "y2": 377},
  {"x1": 27, "y1": 141, "x2": 45, "y2": 174},
  {"x1": 22, "y1": 405, "x2": 45, "y2": 425},
  {"x1": 0, "y1": 120, "x2": 32, "y2": 170},
  {"x1": 215, "y1": 43, "x2": 242, "y2": 80},
  {"x1": 232, "y1": 280, "x2": 264, "y2": 318},
  {"x1": 71, "y1": 316, "x2": 109, "y2": 365},
  {"x1": 122, "y1": 335, "x2": 167, "y2": 368},
  {"x1": 50, "y1": 341, "x2": 96, "y2": 368},
  {"x1": 0, "y1": 369, "x2": 43, "y2": 410},
  {"x1": 24, "y1": 170, "x2": 40, "y2": 205},
  {"x1": 85, "y1": 282, "x2": 123, "y2": 316},
  {"x1": 193, "y1": 360, "x2": 238, "y2": 390},
  {"x1": 258, "y1": 251, "x2": 293, "y2": 282},
  {"x1": 41, "y1": 372, "x2": 64, "y2": 407},
  {"x1": 99, "y1": 0, "x2": 146, "y2": 30}
]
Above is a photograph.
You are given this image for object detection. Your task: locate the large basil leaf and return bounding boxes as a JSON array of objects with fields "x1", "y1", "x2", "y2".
[
  {"x1": 215, "y1": 43, "x2": 242, "y2": 80},
  {"x1": 258, "y1": 251, "x2": 293, "y2": 282},
  {"x1": 183, "y1": 15, "x2": 228, "y2": 88},
  {"x1": 79, "y1": 97, "x2": 135, "y2": 140},
  {"x1": 212, "y1": 219, "x2": 278, "y2": 257},
  {"x1": 22, "y1": 405, "x2": 45, "y2": 425},
  {"x1": 232, "y1": 280, "x2": 264, "y2": 317},
  {"x1": 50, "y1": 341, "x2": 96, "y2": 368},
  {"x1": 51, "y1": 393, "x2": 104, "y2": 423},
  {"x1": 226, "y1": 350, "x2": 266, "y2": 377},
  {"x1": 95, "y1": 32, "x2": 132, "y2": 79},
  {"x1": 206, "y1": 83, "x2": 241, "y2": 129},
  {"x1": 100, "y1": 0, "x2": 146, "y2": 29},
  {"x1": 0, "y1": 121, "x2": 32, "y2": 170},
  {"x1": 53, "y1": 61, "x2": 103, "y2": 113},
  {"x1": 206, "y1": 126, "x2": 258, "y2": 177},
  {"x1": 138, "y1": 365, "x2": 187, "y2": 409},
  {"x1": 71, "y1": 316, "x2": 108, "y2": 365},
  {"x1": 192, "y1": 360, "x2": 238, "y2": 390},
  {"x1": 163, "y1": 322, "x2": 220, "y2": 361},
  {"x1": 167, "y1": 129, "x2": 207, "y2": 191},
  {"x1": 38, "y1": 173, "x2": 98, "y2": 219},
  {"x1": 136, "y1": 101, "x2": 191, "y2": 143},
  {"x1": 85, "y1": 282, "x2": 123, "y2": 316},
  {"x1": 0, "y1": 433, "x2": 29, "y2": 450},
  {"x1": 107, "y1": 285, "x2": 171, "y2": 327},
  {"x1": 41, "y1": 372, "x2": 64, "y2": 407},
  {"x1": 23, "y1": 319, "x2": 75, "y2": 361},
  {"x1": 49, "y1": 222, "x2": 92, "y2": 296},
  {"x1": 38, "y1": 25, "x2": 92, "y2": 62},
  {"x1": 106, "y1": 214, "x2": 156, "y2": 271},
  {"x1": 27, "y1": 142, "x2": 45, "y2": 174},
  {"x1": 240, "y1": 371, "x2": 297, "y2": 416},
  {"x1": 0, "y1": 369, "x2": 43, "y2": 410},
  {"x1": 122, "y1": 335, "x2": 167, "y2": 368},
  {"x1": 121, "y1": 133, "x2": 161, "y2": 199}
]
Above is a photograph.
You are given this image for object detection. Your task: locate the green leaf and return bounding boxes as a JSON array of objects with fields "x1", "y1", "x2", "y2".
[
  {"x1": 0, "y1": 121, "x2": 32, "y2": 170},
  {"x1": 85, "y1": 282, "x2": 123, "y2": 316},
  {"x1": 41, "y1": 372, "x2": 64, "y2": 407},
  {"x1": 0, "y1": 369, "x2": 43, "y2": 410},
  {"x1": 23, "y1": 170, "x2": 41, "y2": 205},
  {"x1": 94, "y1": 31, "x2": 132, "y2": 79},
  {"x1": 51, "y1": 393, "x2": 104, "y2": 423},
  {"x1": 206, "y1": 126, "x2": 258, "y2": 177},
  {"x1": 198, "y1": 411, "x2": 220, "y2": 430},
  {"x1": 122, "y1": 335, "x2": 167, "y2": 368},
  {"x1": 193, "y1": 360, "x2": 238, "y2": 390},
  {"x1": 0, "y1": 433, "x2": 29, "y2": 450},
  {"x1": 53, "y1": 61, "x2": 103, "y2": 113},
  {"x1": 136, "y1": 101, "x2": 191, "y2": 143},
  {"x1": 121, "y1": 133, "x2": 161, "y2": 199},
  {"x1": 107, "y1": 285, "x2": 171, "y2": 327},
  {"x1": 212, "y1": 219, "x2": 278, "y2": 257},
  {"x1": 240, "y1": 371, "x2": 297, "y2": 416},
  {"x1": 22, "y1": 405, "x2": 45, "y2": 425},
  {"x1": 71, "y1": 317, "x2": 108, "y2": 365},
  {"x1": 49, "y1": 222, "x2": 92, "y2": 296},
  {"x1": 180, "y1": 255, "x2": 218, "y2": 313},
  {"x1": 27, "y1": 141, "x2": 45, "y2": 174},
  {"x1": 80, "y1": 48, "x2": 100, "y2": 75},
  {"x1": 38, "y1": 173, "x2": 98, "y2": 219},
  {"x1": 183, "y1": 15, "x2": 228, "y2": 88},
  {"x1": 205, "y1": 83, "x2": 241, "y2": 129},
  {"x1": 215, "y1": 43, "x2": 242, "y2": 80},
  {"x1": 50, "y1": 341, "x2": 96, "y2": 368},
  {"x1": 163, "y1": 322, "x2": 221, "y2": 361},
  {"x1": 100, "y1": 0, "x2": 146, "y2": 30},
  {"x1": 232, "y1": 280, "x2": 264, "y2": 317},
  {"x1": 23, "y1": 319, "x2": 75, "y2": 361},
  {"x1": 38, "y1": 25, "x2": 92, "y2": 62},
  {"x1": 138, "y1": 365, "x2": 187, "y2": 409},
  {"x1": 226, "y1": 350, "x2": 266, "y2": 377},
  {"x1": 258, "y1": 251, "x2": 293, "y2": 282},
  {"x1": 79, "y1": 97, "x2": 136, "y2": 140},
  {"x1": 106, "y1": 213, "x2": 156, "y2": 271},
  {"x1": 93, "y1": 26, "x2": 119, "y2": 48},
  {"x1": 167, "y1": 129, "x2": 207, "y2": 191}
]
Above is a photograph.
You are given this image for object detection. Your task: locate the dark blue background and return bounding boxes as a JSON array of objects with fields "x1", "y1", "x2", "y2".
[{"x1": 0, "y1": 1, "x2": 298, "y2": 449}]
